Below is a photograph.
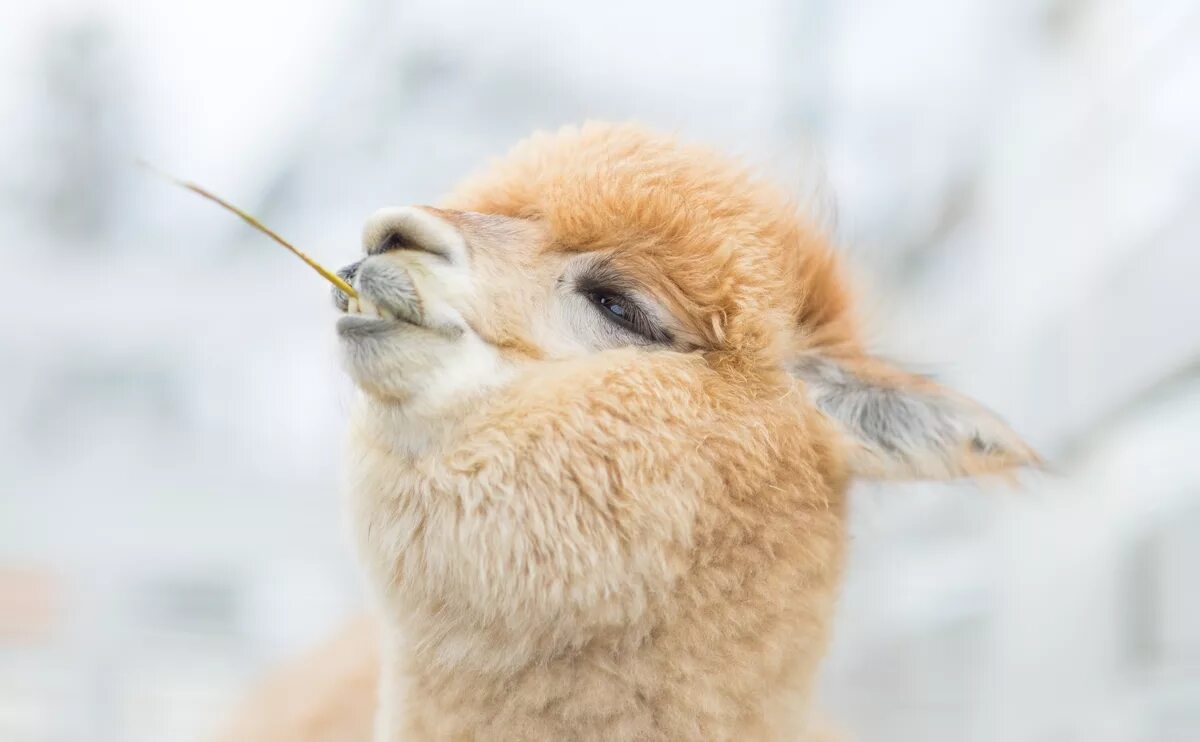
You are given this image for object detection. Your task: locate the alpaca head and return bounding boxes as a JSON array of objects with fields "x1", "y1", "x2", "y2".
[
  {"x1": 333, "y1": 123, "x2": 1038, "y2": 695},
  {"x1": 335, "y1": 122, "x2": 1034, "y2": 480}
]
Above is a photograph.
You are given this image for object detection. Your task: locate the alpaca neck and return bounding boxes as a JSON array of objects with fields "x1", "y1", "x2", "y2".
[{"x1": 382, "y1": 601, "x2": 822, "y2": 742}]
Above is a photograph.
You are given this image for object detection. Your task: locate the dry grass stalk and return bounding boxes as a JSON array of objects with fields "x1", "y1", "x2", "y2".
[{"x1": 139, "y1": 160, "x2": 358, "y2": 298}]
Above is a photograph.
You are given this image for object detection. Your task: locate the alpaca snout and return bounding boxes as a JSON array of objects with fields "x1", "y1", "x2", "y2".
[{"x1": 335, "y1": 259, "x2": 426, "y2": 341}]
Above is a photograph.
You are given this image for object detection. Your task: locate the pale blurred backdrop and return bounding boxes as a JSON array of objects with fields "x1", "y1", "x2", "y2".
[{"x1": 2, "y1": 1, "x2": 1198, "y2": 740}]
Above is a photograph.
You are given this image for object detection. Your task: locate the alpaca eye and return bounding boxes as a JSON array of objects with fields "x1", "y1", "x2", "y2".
[
  {"x1": 588, "y1": 290, "x2": 639, "y2": 330},
  {"x1": 596, "y1": 294, "x2": 629, "y2": 319},
  {"x1": 575, "y1": 267, "x2": 673, "y2": 345}
]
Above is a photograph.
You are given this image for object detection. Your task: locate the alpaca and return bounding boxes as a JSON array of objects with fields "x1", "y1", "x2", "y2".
[{"x1": 215, "y1": 122, "x2": 1037, "y2": 742}]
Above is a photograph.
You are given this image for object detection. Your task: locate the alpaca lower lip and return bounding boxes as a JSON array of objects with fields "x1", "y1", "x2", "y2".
[{"x1": 337, "y1": 314, "x2": 409, "y2": 338}]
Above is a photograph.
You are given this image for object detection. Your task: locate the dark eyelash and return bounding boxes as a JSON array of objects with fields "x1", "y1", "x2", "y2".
[
  {"x1": 588, "y1": 290, "x2": 649, "y2": 333},
  {"x1": 576, "y1": 275, "x2": 672, "y2": 344}
]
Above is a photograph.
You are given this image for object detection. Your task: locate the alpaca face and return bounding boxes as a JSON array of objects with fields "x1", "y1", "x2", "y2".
[
  {"x1": 333, "y1": 205, "x2": 695, "y2": 414},
  {"x1": 333, "y1": 131, "x2": 847, "y2": 435}
]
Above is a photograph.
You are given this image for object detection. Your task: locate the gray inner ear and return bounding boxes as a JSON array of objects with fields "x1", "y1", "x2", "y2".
[{"x1": 789, "y1": 355, "x2": 964, "y2": 462}]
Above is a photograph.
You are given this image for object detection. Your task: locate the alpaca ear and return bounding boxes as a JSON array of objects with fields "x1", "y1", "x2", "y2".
[{"x1": 790, "y1": 353, "x2": 1041, "y2": 481}]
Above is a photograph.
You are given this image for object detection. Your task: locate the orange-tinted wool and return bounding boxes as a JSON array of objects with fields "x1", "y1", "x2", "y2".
[{"x1": 215, "y1": 123, "x2": 1037, "y2": 742}]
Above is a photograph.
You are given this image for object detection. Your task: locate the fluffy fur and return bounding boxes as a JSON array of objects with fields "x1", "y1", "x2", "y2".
[{"x1": 214, "y1": 123, "x2": 1036, "y2": 742}]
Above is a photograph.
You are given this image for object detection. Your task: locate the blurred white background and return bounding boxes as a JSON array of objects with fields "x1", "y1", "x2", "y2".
[{"x1": 1, "y1": 1, "x2": 1198, "y2": 740}]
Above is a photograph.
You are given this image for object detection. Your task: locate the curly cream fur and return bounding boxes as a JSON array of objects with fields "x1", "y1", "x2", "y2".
[{"x1": 215, "y1": 122, "x2": 1035, "y2": 742}]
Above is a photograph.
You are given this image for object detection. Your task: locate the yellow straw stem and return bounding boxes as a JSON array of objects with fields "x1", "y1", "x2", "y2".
[{"x1": 138, "y1": 160, "x2": 358, "y2": 298}]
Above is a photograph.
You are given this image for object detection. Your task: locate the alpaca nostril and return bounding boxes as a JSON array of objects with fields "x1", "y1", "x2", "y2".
[
  {"x1": 362, "y1": 206, "x2": 466, "y2": 263},
  {"x1": 376, "y1": 230, "x2": 419, "y2": 255},
  {"x1": 370, "y1": 225, "x2": 449, "y2": 260}
]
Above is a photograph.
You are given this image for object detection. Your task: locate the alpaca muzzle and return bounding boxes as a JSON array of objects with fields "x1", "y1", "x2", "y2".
[{"x1": 335, "y1": 259, "x2": 426, "y2": 337}]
